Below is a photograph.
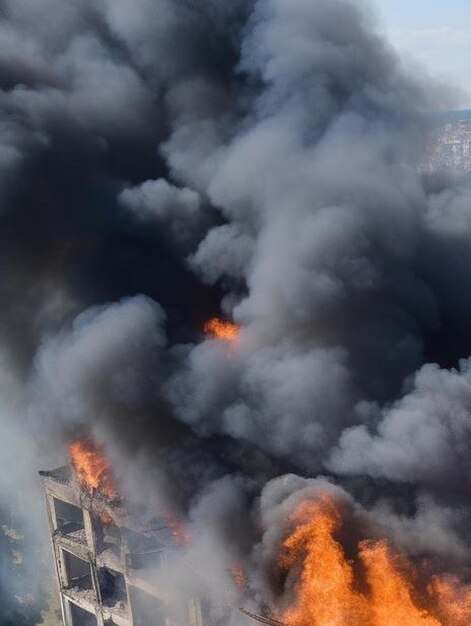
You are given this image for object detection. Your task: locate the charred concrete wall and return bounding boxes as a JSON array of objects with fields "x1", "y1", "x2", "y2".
[{"x1": 40, "y1": 468, "x2": 203, "y2": 626}]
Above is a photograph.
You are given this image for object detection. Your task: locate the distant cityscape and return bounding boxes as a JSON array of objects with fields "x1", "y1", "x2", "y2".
[{"x1": 426, "y1": 111, "x2": 471, "y2": 174}]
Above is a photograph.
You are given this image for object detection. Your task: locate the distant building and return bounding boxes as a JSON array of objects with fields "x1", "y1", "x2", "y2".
[{"x1": 425, "y1": 114, "x2": 471, "y2": 174}]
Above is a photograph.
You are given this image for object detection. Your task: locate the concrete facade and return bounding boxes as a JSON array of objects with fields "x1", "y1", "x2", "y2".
[{"x1": 40, "y1": 467, "x2": 203, "y2": 626}]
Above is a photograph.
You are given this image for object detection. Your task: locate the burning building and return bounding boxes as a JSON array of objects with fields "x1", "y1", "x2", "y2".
[
  {"x1": 3, "y1": 0, "x2": 471, "y2": 624},
  {"x1": 39, "y1": 441, "x2": 203, "y2": 626},
  {"x1": 40, "y1": 441, "x2": 471, "y2": 626}
]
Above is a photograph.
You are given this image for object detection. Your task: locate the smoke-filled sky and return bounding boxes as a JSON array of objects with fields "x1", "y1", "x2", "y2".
[{"x1": 1, "y1": 0, "x2": 471, "y2": 624}]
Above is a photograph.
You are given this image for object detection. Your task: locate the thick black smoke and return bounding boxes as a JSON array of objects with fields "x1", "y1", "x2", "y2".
[{"x1": 1, "y1": 0, "x2": 471, "y2": 622}]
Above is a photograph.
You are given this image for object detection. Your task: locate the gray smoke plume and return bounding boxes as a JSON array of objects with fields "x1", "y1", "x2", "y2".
[{"x1": 1, "y1": 0, "x2": 471, "y2": 622}]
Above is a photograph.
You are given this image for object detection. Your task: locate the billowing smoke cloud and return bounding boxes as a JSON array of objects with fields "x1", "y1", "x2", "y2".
[
  {"x1": 330, "y1": 359, "x2": 471, "y2": 490},
  {"x1": 1, "y1": 0, "x2": 471, "y2": 622}
]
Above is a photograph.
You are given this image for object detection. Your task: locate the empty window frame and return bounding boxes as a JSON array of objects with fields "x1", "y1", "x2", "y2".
[
  {"x1": 124, "y1": 528, "x2": 164, "y2": 572},
  {"x1": 129, "y1": 587, "x2": 166, "y2": 626},
  {"x1": 68, "y1": 602, "x2": 97, "y2": 626},
  {"x1": 63, "y1": 551, "x2": 93, "y2": 591},
  {"x1": 53, "y1": 498, "x2": 84, "y2": 534},
  {"x1": 98, "y1": 567, "x2": 127, "y2": 607},
  {"x1": 95, "y1": 519, "x2": 121, "y2": 556}
]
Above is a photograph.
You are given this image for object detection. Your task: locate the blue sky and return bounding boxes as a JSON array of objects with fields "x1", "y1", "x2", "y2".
[{"x1": 373, "y1": 0, "x2": 471, "y2": 107}]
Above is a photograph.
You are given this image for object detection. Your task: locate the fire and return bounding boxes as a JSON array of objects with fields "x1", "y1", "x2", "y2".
[
  {"x1": 164, "y1": 515, "x2": 191, "y2": 547},
  {"x1": 229, "y1": 562, "x2": 247, "y2": 589},
  {"x1": 360, "y1": 540, "x2": 439, "y2": 626},
  {"x1": 204, "y1": 317, "x2": 239, "y2": 341},
  {"x1": 429, "y1": 577, "x2": 471, "y2": 626},
  {"x1": 277, "y1": 495, "x2": 471, "y2": 626},
  {"x1": 69, "y1": 439, "x2": 117, "y2": 500},
  {"x1": 99, "y1": 509, "x2": 114, "y2": 525}
]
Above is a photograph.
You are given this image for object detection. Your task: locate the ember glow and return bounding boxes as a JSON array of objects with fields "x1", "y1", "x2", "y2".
[
  {"x1": 99, "y1": 509, "x2": 114, "y2": 525},
  {"x1": 229, "y1": 562, "x2": 247, "y2": 590},
  {"x1": 277, "y1": 495, "x2": 471, "y2": 626},
  {"x1": 203, "y1": 317, "x2": 239, "y2": 341},
  {"x1": 164, "y1": 515, "x2": 191, "y2": 547},
  {"x1": 69, "y1": 439, "x2": 117, "y2": 500}
]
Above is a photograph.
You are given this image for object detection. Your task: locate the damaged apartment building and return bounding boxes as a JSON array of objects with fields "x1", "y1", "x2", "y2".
[{"x1": 39, "y1": 462, "x2": 204, "y2": 626}]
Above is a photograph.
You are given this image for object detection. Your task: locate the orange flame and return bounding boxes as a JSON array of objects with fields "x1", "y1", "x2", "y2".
[
  {"x1": 429, "y1": 577, "x2": 471, "y2": 626},
  {"x1": 69, "y1": 439, "x2": 117, "y2": 500},
  {"x1": 204, "y1": 317, "x2": 239, "y2": 341},
  {"x1": 164, "y1": 515, "x2": 191, "y2": 547},
  {"x1": 229, "y1": 562, "x2": 247, "y2": 589},
  {"x1": 99, "y1": 509, "x2": 114, "y2": 525},
  {"x1": 277, "y1": 495, "x2": 471, "y2": 626}
]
